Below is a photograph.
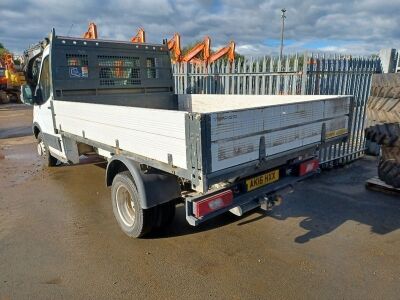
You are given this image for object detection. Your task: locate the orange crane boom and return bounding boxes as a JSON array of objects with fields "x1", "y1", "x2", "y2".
[
  {"x1": 83, "y1": 22, "x2": 98, "y2": 39},
  {"x1": 208, "y1": 41, "x2": 235, "y2": 64},
  {"x1": 166, "y1": 33, "x2": 234, "y2": 64},
  {"x1": 167, "y1": 33, "x2": 182, "y2": 62},
  {"x1": 181, "y1": 36, "x2": 210, "y2": 63},
  {"x1": 131, "y1": 28, "x2": 145, "y2": 43}
]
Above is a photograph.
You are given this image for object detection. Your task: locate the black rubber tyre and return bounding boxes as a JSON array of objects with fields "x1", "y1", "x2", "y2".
[
  {"x1": 378, "y1": 146, "x2": 400, "y2": 188},
  {"x1": 37, "y1": 132, "x2": 58, "y2": 167},
  {"x1": 366, "y1": 124, "x2": 400, "y2": 147},
  {"x1": 364, "y1": 138, "x2": 380, "y2": 156},
  {"x1": 111, "y1": 171, "x2": 155, "y2": 238},
  {"x1": 0, "y1": 91, "x2": 9, "y2": 104}
]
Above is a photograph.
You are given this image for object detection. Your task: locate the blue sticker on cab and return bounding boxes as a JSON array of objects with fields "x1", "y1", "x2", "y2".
[{"x1": 69, "y1": 67, "x2": 88, "y2": 78}]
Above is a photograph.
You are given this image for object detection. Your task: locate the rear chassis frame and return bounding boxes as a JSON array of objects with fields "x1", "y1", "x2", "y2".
[{"x1": 185, "y1": 165, "x2": 317, "y2": 226}]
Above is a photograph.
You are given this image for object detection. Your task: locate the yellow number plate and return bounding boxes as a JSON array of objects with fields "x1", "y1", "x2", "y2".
[{"x1": 246, "y1": 169, "x2": 280, "y2": 192}]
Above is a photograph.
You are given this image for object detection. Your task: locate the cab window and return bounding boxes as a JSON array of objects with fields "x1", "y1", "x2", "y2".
[{"x1": 38, "y1": 56, "x2": 51, "y2": 102}]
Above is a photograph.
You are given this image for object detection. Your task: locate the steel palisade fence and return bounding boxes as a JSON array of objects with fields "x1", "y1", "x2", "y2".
[{"x1": 172, "y1": 54, "x2": 381, "y2": 166}]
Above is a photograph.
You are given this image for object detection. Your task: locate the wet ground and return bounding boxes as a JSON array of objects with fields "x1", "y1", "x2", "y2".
[{"x1": 0, "y1": 104, "x2": 399, "y2": 299}]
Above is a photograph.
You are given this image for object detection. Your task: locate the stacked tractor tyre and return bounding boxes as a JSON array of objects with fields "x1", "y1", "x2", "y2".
[{"x1": 365, "y1": 74, "x2": 400, "y2": 188}]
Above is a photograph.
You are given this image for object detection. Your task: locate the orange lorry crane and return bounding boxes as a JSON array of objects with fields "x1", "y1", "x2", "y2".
[
  {"x1": 166, "y1": 33, "x2": 234, "y2": 64},
  {"x1": 166, "y1": 33, "x2": 182, "y2": 62},
  {"x1": 80, "y1": 24, "x2": 233, "y2": 64},
  {"x1": 181, "y1": 36, "x2": 211, "y2": 63},
  {"x1": 166, "y1": 34, "x2": 211, "y2": 64},
  {"x1": 83, "y1": 23, "x2": 145, "y2": 44},
  {"x1": 131, "y1": 28, "x2": 145, "y2": 43},
  {"x1": 83, "y1": 22, "x2": 98, "y2": 39},
  {"x1": 208, "y1": 41, "x2": 235, "y2": 64}
]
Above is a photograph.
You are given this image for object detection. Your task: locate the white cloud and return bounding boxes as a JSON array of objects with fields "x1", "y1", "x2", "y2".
[{"x1": 0, "y1": 0, "x2": 399, "y2": 57}]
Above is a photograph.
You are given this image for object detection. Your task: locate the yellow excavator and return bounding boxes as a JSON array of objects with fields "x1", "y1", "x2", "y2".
[{"x1": 0, "y1": 52, "x2": 26, "y2": 103}]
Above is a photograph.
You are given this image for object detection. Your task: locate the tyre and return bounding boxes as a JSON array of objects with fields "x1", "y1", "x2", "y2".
[
  {"x1": 378, "y1": 146, "x2": 400, "y2": 188},
  {"x1": 6, "y1": 93, "x2": 13, "y2": 103},
  {"x1": 0, "y1": 91, "x2": 9, "y2": 104},
  {"x1": 111, "y1": 171, "x2": 155, "y2": 238},
  {"x1": 364, "y1": 138, "x2": 380, "y2": 156},
  {"x1": 37, "y1": 132, "x2": 58, "y2": 167}
]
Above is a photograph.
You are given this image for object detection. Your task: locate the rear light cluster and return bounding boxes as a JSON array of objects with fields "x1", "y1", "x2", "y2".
[
  {"x1": 299, "y1": 159, "x2": 319, "y2": 176},
  {"x1": 193, "y1": 190, "x2": 233, "y2": 218}
]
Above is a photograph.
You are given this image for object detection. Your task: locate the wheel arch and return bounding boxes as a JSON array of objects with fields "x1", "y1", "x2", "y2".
[{"x1": 106, "y1": 155, "x2": 181, "y2": 209}]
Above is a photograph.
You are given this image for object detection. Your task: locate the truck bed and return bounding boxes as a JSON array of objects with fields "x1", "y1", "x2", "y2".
[
  {"x1": 54, "y1": 94, "x2": 352, "y2": 192},
  {"x1": 178, "y1": 94, "x2": 351, "y2": 172}
]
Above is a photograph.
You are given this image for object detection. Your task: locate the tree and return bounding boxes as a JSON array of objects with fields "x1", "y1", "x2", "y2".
[{"x1": 0, "y1": 42, "x2": 9, "y2": 57}]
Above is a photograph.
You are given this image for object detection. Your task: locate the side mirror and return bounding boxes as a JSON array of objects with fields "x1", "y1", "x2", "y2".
[{"x1": 20, "y1": 84, "x2": 34, "y2": 105}]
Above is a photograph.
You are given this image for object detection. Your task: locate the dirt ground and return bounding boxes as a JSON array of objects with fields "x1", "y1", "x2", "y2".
[{"x1": 0, "y1": 104, "x2": 399, "y2": 300}]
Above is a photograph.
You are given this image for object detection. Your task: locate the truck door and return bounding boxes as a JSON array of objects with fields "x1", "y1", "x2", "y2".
[
  {"x1": 33, "y1": 52, "x2": 66, "y2": 160},
  {"x1": 35, "y1": 55, "x2": 55, "y2": 135}
]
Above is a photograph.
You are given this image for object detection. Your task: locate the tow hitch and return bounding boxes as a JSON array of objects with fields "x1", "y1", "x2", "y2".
[
  {"x1": 260, "y1": 185, "x2": 294, "y2": 211},
  {"x1": 260, "y1": 195, "x2": 282, "y2": 211}
]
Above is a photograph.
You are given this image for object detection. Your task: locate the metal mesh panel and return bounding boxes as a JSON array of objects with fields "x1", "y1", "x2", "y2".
[
  {"x1": 98, "y1": 56, "x2": 140, "y2": 67},
  {"x1": 99, "y1": 68, "x2": 140, "y2": 79},
  {"x1": 98, "y1": 55, "x2": 141, "y2": 86},
  {"x1": 146, "y1": 57, "x2": 159, "y2": 79},
  {"x1": 66, "y1": 54, "x2": 88, "y2": 66}
]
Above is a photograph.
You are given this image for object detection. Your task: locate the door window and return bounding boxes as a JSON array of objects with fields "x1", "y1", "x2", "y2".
[{"x1": 38, "y1": 56, "x2": 51, "y2": 102}]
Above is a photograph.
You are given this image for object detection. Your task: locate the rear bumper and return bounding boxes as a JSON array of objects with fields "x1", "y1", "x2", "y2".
[{"x1": 185, "y1": 171, "x2": 316, "y2": 226}]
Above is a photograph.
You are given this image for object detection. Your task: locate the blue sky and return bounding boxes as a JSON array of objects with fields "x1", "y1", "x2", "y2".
[{"x1": 0, "y1": 0, "x2": 399, "y2": 56}]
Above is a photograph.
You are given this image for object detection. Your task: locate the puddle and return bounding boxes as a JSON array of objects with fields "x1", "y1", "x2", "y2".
[{"x1": 0, "y1": 126, "x2": 32, "y2": 139}]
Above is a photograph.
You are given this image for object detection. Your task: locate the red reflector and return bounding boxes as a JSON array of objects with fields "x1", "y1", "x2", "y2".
[
  {"x1": 299, "y1": 159, "x2": 319, "y2": 176},
  {"x1": 193, "y1": 190, "x2": 233, "y2": 218}
]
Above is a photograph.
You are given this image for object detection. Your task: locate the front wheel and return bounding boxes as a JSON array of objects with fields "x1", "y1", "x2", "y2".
[{"x1": 37, "y1": 132, "x2": 58, "y2": 167}]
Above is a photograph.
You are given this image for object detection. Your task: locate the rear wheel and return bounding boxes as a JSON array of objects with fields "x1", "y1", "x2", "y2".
[
  {"x1": 37, "y1": 132, "x2": 58, "y2": 167},
  {"x1": 111, "y1": 171, "x2": 154, "y2": 238},
  {"x1": 111, "y1": 171, "x2": 177, "y2": 238}
]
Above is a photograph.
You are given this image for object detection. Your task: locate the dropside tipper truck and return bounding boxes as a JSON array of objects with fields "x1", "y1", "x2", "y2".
[{"x1": 21, "y1": 30, "x2": 353, "y2": 238}]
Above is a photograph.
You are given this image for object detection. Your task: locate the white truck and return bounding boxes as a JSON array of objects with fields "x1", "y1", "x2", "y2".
[{"x1": 21, "y1": 30, "x2": 353, "y2": 238}]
